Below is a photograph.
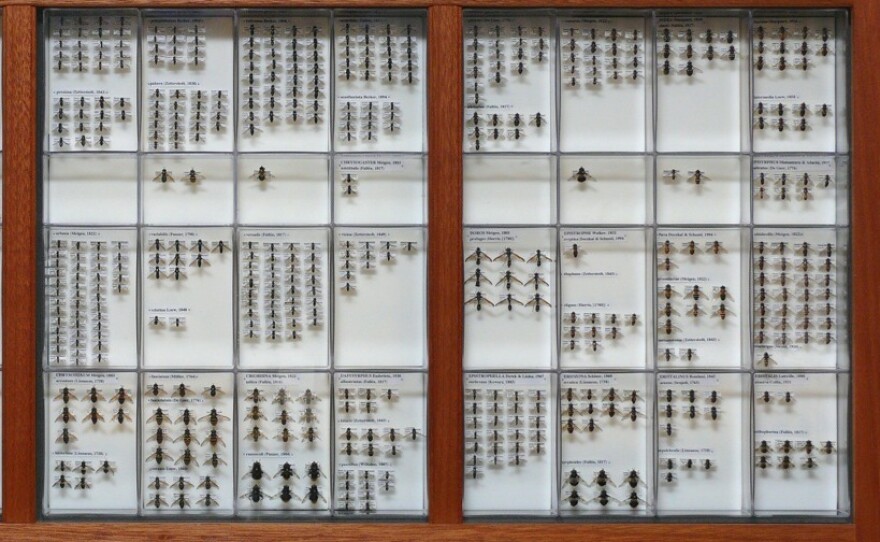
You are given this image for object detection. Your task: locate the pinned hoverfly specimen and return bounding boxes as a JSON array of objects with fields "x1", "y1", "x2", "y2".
[
  {"x1": 145, "y1": 383, "x2": 166, "y2": 398},
  {"x1": 662, "y1": 169, "x2": 681, "y2": 183},
  {"x1": 564, "y1": 243, "x2": 584, "y2": 259},
  {"x1": 686, "y1": 169, "x2": 709, "y2": 185},
  {"x1": 340, "y1": 173, "x2": 358, "y2": 196},
  {"x1": 250, "y1": 166, "x2": 274, "y2": 182},
  {"x1": 147, "y1": 407, "x2": 171, "y2": 426},
  {"x1": 153, "y1": 169, "x2": 175, "y2": 184},
  {"x1": 464, "y1": 247, "x2": 488, "y2": 266},
  {"x1": 202, "y1": 384, "x2": 225, "y2": 399},
  {"x1": 493, "y1": 247, "x2": 525, "y2": 267},
  {"x1": 525, "y1": 293, "x2": 552, "y2": 312},
  {"x1": 527, "y1": 250, "x2": 553, "y2": 267},
  {"x1": 55, "y1": 427, "x2": 78, "y2": 444},
  {"x1": 465, "y1": 291, "x2": 495, "y2": 311},
  {"x1": 54, "y1": 386, "x2": 78, "y2": 403},
  {"x1": 180, "y1": 168, "x2": 205, "y2": 185},
  {"x1": 199, "y1": 408, "x2": 231, "y2": 426},
  {"x1": 109, "y1": 387, "x2": 132, "y2": 405}
]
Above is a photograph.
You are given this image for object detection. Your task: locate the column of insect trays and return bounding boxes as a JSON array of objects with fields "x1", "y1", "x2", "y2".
[
  {"x1": 41, "y1": 9, "x2": 428, "y2": 517},
  {"x1": 462, "y1": 10, "x2": 849, "y2": 517}
]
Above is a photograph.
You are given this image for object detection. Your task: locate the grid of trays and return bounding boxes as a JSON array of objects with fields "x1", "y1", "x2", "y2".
[
  {"x1": 461, "y1": 9, "x2": 851, "y2": 518},
  {"x1": 41, "y1": 9, "x2": 428, "y2": 517}
]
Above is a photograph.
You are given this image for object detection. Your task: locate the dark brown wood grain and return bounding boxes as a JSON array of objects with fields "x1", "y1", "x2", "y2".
[
  {"x1": 1, "y1": 4, "x2": 39, "y2": 525},
  {"x1": 0, "y1": 522, "x2": 857, "y2": 541},
  {"x1": 12, "y1": 0, "x2": 434, "y2": 6},
  {"x1": 0, "y1": 0, "x2": 855, "y2": 7},
  {"x1": 850, "y1": 1, "x2": 879, "y2": 540},
  {"x1": 450, "y1": 0, "x2": 853, "y2": 7},
  {"x1": 427, "y1": 3, "x2": 464, "y2": 525}
]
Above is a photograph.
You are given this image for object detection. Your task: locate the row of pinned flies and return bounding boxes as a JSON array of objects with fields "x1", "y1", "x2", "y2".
[{"x1": 465, "y1": 247, "x2": 553, "y2": 312}]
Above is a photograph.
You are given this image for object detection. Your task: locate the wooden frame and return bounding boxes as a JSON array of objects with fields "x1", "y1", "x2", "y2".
[{"x1": 1, "y1": 0, "x2": 877, "y2": 540}]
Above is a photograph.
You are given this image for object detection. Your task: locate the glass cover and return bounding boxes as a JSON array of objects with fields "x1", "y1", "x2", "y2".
[
  {"x1": 41, "y1": 8, "x2": 428, "y2": 518},
  {"x1": 462, "y1": 9, "x2": 850, "y2": 519}
]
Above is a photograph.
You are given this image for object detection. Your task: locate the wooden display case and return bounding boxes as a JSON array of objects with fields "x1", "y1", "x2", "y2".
[{"x1": 1, "y1": 0, "x2": 878, "y2": 540}]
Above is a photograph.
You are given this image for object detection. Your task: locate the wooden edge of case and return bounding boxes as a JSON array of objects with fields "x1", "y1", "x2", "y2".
[
  {"x1": 2, "y1": 3, "x2": 39, "y2": 525},
  {"x1": 1, "y1": 1, "x2": 877, "y2": 540},
  {"x1": 0, "y1": 522, "x2": 860, "y2": 541}
]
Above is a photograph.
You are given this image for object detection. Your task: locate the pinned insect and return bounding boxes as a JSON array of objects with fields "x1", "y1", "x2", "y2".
[
  {"x1": 662, "y1": 169, "x2": 681, "y2": 183},
  {"x1": 687, "y1": 169, "x2": 709, "y2": 185},
  {"x1": 465, "y1": 247, "x2": 487, "y2": 265},
  {"x1": 203, "y1": 384, "x2": 225, "y2": 398},
  {"x1": 525, "y1": 293, "x2": 552, "y2": 312},
  {"x1": 199, "y1": 408, "x2": 231, "y2": 426},
  {"x1": 153, "y1": 169, "x2": 175, "y2": 184},
  {"x1": 571, "y1": 167, "x2": 594, "y2": 184},
  {"x1": 465, "y1": 291, "x2": 495, "y2": 311},
  {"x1": 54, "y1": 387, "x2": 78, "y2": 403},
  {"x1": 181, "y1": 168, "x2": 205, "y2": 185},
  {"x1": 340, "y1": 173, "x2": 358, "y2": 196},
  {"x1": 493, "y1": 247, "x2": 525, "y2": 267},
  {"x1": 564, "y1": 243, "x2": 583, "y2": 259},
  {"x1": 55, "y1": 428, "x2": 78, "y2": 444}
]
